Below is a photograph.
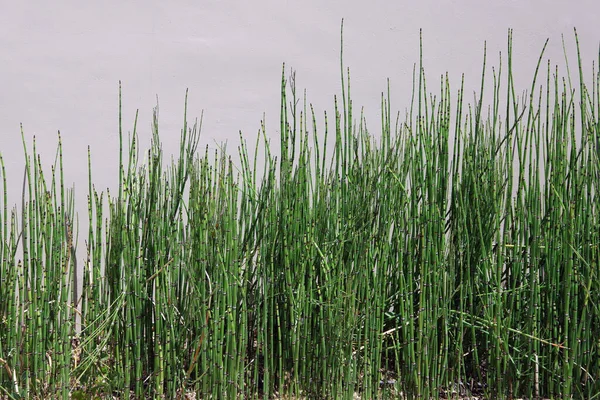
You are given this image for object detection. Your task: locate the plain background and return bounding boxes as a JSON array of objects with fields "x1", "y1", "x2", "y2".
[{"x1": 1, "y1": 1, "x2": 599, "y2": 260}]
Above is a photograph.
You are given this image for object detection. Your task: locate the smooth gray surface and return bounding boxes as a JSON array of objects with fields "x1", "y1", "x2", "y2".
[{"x1": 1, "y1": 1, "x2": 599, "y2": 255}]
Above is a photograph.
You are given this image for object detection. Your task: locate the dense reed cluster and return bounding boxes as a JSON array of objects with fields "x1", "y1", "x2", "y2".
[{"x1": 1, "y1": 29, "x2": 599, "y2": 399}]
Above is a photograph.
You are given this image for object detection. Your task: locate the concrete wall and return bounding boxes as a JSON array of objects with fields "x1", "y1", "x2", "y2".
[{"x1": 1, "y1": 1, "x2": 598, "y2": 254}]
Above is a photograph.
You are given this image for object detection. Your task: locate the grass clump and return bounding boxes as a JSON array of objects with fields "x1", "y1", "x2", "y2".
[{"x1": 1, "y1": 26, "x2": 599, "y2": 399}]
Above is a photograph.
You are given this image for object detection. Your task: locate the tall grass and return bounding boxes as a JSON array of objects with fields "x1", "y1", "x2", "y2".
[{"x1": 1, "y1": 27, "x2": 599, "y2": 399}]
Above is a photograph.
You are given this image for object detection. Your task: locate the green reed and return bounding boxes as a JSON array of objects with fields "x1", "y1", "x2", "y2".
[{"x1": 0, "y1": 27, "x2": 599, "y2": 399}]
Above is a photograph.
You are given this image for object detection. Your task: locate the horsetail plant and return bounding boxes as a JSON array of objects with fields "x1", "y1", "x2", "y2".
[{"x1": 0, "y1": 27, "x2": 599, "y2": 399}]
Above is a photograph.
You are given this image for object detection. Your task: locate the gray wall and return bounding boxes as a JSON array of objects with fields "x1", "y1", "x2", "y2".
[{"x1": 1, "y1": 1, "x2": 599, "y2": 253}]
